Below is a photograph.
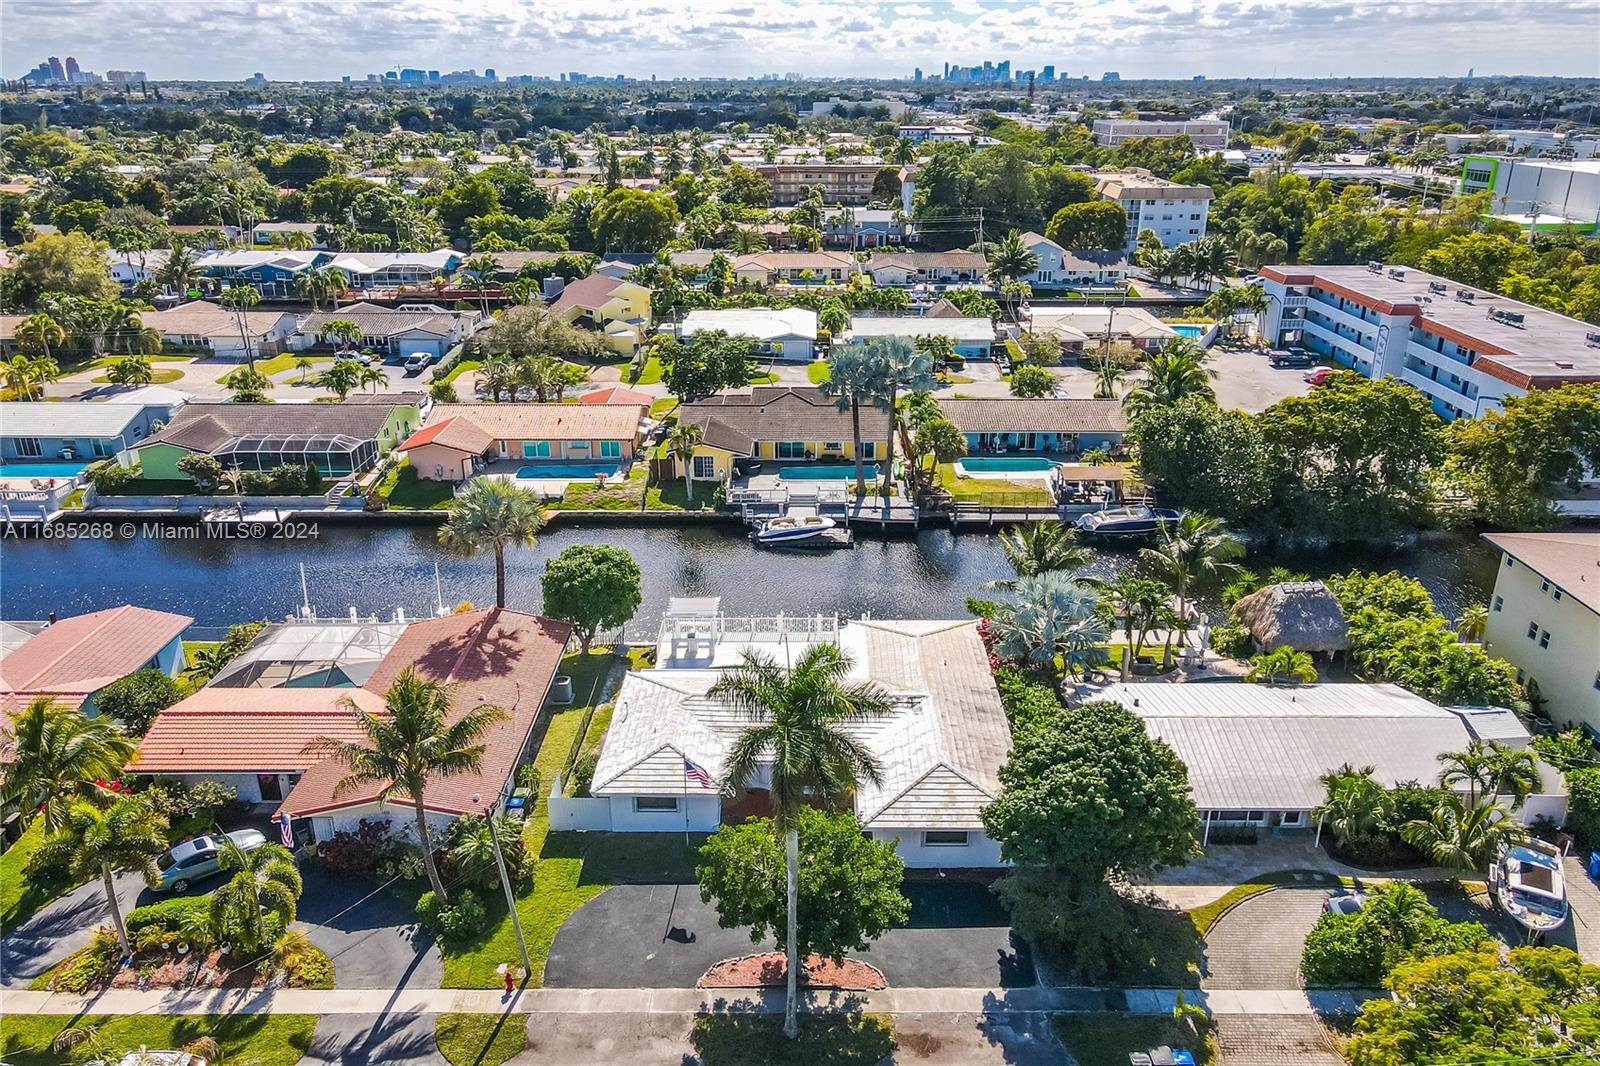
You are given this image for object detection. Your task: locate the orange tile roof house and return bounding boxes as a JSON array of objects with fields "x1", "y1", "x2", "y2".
[
  {"x1": 0, "y1": 605, "x2": 192, "y2": 717},
  {"x1": 132, "y1": 610, "x2": 572, "y2": 836},
  {"x1": 397, "y1": 403, "x2": 646, "y2": 482}
]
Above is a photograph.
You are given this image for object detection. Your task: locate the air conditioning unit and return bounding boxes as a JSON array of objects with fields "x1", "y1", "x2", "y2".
[
  {"x1": 1428, "y1": 281, "x2": 1447, "y2": 294},
  {"x1": 1366, "y1": 260, "x2": 1384, "y2": 274},
  {"x1": 1387, "y1": 268, "x2": 1406, "y2": 280},
  {"x1": 1455, "y1": 290, "x2": 1474, "y2": 302},
  {"x1": 1584, "y1": 332, "x2": 1600, "y2": 349}
]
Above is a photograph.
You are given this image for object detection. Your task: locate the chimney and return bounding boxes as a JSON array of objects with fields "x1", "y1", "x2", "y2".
[{"x1": 47, "y1": 611, "x2": 57, "y2": 625}]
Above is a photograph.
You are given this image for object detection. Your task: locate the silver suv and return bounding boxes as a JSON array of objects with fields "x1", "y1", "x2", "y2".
[{"x1": 152, "y1": 829, "x2": 269, "y2": 893}]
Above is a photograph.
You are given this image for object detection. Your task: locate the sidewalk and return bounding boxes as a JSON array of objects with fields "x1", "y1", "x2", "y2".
[{"x1": 0, "y1": 984, "x2": 1384, "y2": 1018}]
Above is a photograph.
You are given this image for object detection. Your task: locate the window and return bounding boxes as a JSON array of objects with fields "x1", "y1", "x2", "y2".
[
  {"x1": 1493, "y1": 596, "x2": 1503, "y2": 612},
  {"x1": 1541, "y1": 579, "x2": 1550, "y2": 593},
  {"x1": 599, "y1": 440, "x2": 622, "y2": 458},
  {"x1": 633, "y1": 797, "x2": 679, "y2": 813},
  {"x1": 860, "y1": 442, "x2": 876, "y2": 460},
  {"x1": 13, "y1": 437, "x2": 42, "y2": 457},
  {"x1": 1552, "y1": 589, "x2": 1562, "y2": 602},
  {"x1": 522, "y1": 441, "x2": 552, "y2": 459},
  {"x1": 1279, "y1": 811, "x2": 1306, "y2": 827},
  {"x1": 692, "y1": 455, "x2": 715, "y2": 479},
  {"x1": 1593, "y1": 670, "x2": 1599, "y2": 691},
  {"x1": 776, "y1": 441, "x2": 806, "y2": 459},
  {"x1": 1527, "y1": 621, "x2": 1540, "y2": 640},
  {"x1": 922, "y1": 830, "x2": 969, "y2": 847},
  {"x1": 1539, "y1": 630, "x2": 1551, "y2": 649},
  {"x1": 823, "y1": 441, "x2": 843, "y2": 451},
  {"x1": 1506, "y1": 556, "x2": 1515, "y2": 567},
  {"x1": 91, "y1": 438, "x2": 112, "y2": 457}
]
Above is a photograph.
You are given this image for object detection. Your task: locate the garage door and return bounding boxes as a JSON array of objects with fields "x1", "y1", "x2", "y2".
[{"x1": 398, "y1": 337, "x2": 437, "y2": 358}]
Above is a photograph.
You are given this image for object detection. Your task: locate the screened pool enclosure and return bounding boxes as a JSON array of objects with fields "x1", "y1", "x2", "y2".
[{"x1": 211, "y1": 433, "x2": 378, "y2": 476}]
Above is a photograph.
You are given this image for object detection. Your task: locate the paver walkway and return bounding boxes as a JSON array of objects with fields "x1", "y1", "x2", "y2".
[
  {"x1": 1214, "y1": 1015, "x2": 1342, "y2": 1066},
  {"x1": 1564, "y1": 855, "x2": 1600, "y2": 964}
]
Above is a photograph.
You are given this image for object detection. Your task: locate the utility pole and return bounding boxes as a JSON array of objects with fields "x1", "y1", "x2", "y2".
[{"x1": 475, "y1": 790, "x2": 531, "y2": 977}]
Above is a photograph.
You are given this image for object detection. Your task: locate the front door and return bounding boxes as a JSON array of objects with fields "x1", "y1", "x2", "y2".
[{"x1": 257, "y1": 774, "x2": 283, "y2": 802}]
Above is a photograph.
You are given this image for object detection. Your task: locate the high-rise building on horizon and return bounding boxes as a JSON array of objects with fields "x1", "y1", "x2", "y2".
[
  {"x1": 64, "y1": 56, "x2": 80, "y2": 80},
  {"x1": 47, "y1": 56, "x2": 65, "y2": 82}
]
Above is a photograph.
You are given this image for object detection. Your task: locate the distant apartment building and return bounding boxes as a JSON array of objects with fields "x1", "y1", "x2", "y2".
[
  {"x1": 897, "y1": 124, "x2": 975, "y2": 144},
  {"x1": 755, "y1": 164, "x2": 897, "y2": 207},
  {"x1": 1091, "y1": 119, "x2": 1229, "y2": 151},
  {"x1": 1093, "y1": 170, "x2": 1214, "y2": 252},
  {"x1": 1458, "y1": 156, "x2": 1600, "y2": 233},
  {"x1": 1259, "y1": 262, "x2": 1600, "y2": 420}
]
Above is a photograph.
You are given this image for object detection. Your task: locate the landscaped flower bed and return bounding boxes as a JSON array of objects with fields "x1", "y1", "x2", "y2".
[{"x1": 697, "y1": 952, "x2": 886, "y2": 991}]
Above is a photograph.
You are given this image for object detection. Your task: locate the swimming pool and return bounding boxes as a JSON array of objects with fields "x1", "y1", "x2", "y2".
[
  {"x1": 776, "y1": 464, "x2": 879, "y2": 481},
  {"x1": 957, "y1": 457, "x2": 1059, "y2": 475},
  {"x1": 515, "y1": 463, "x2": 621, "y2": 480},
  {"x1": 0, "y1": 460, "x2": 92, "y2": 479},
  {"x1": 1170, "y1": 324, "x2": 1206, "y2": 340}
]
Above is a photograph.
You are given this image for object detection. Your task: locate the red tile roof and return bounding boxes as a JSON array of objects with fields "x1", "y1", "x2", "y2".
[
  {"x1": 0, "y1": 606, "x2": 193, "y2": 706},
  {"x1": 549, "y1": 273, "x2": 629, "y2": 313},
  {"x1": 397, "y1": 415, "x2": 494, "y2": 454},
  {"x1": 130, "y1": 689, "x2": 387, "y2": 773},
  {"x1": 577, "y1": 385, "x2": 652, "y2": 408},
  {"x1": 279, "y1": 609, "x2": 571, "y2": 818}
]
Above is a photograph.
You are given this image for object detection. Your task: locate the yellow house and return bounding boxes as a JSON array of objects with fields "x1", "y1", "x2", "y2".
[
  {"x1": 549, "y1": 274, "x2": 652, "y2": 356},
  {"x1": 673, "y1": 386, "x2": 893, "y2": 483}
]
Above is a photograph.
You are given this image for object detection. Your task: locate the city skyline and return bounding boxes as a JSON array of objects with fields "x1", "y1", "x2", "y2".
[{"x1": 2, "y1": 0, "x2": 1598, "y2": 84}]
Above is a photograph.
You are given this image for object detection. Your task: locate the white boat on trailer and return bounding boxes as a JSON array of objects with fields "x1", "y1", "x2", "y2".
[
  {"x1": 1491, "y1": 839, "x2": 1569, "y2": 936},
  {"x1": 753, "y1": 515, "x2": 836, "y2": 545}
]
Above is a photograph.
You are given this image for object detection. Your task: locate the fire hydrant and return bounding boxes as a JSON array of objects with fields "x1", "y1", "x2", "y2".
[{"x1": 503, "y1": 968, "x2": 516, "y2": 996}]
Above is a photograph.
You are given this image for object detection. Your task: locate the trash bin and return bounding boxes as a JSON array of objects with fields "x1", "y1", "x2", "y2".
[{"x1": 1589, "y1": 851, "x2": 1600, "y2": 881}]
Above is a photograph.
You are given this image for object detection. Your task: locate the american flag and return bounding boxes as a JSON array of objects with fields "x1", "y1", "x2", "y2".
[
  {"x1": 277, "y1": 811, "x2": 294, "y2": 848},
  {"x1": 684, "y1": 758, "x2": 714, "y2": 789}
]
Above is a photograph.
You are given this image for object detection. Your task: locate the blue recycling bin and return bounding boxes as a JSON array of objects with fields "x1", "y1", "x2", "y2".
[
  {"x1": 1172, "y1": 1052, "x2": 1197, "y2": 1066},
  {"x1": 1589, "y1": 851, "x2": 1600, "y2": 881}
]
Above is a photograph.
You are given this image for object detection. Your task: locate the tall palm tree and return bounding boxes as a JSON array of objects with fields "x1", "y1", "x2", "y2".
[
  {"x1": 1314, "y1": 764, "x2": 1392, "y2": 845},
  {"x1": 667, "y1": 422, "x2": 704, "y2": 503},
  {"x1": 208, "y1": 839, "x2": 303, "y2": 955},
  {"x1": 987, "y1": 231, "x2": 1039, "y2": 321},
  {"x1": 1401, "y1": 794, "x2": 1525, "y2": 873},
  {"x1": 1438, "y1": 740, "x2": 1543, "y2": 809},
  {"x1": 463, "y1": 253, "x2": 501, "y2": 317},
  {"x1": 819, "y1": 342, "x2": 884, "y2": 497},
  {"x1": 356, "y1": 362, "x2": 388, "y2": 395},
  {"x1": 1123, "y1": 340, "x2": 1216, "y2": 418},
  {"x1": 106, "y1": 354, "x2": 154, "y2": 386},
  {"x1": 304, "y1": 669, "x2": 507, "y2": 904},
  {"x1": 156, "y1": 245, "x2": 199, "y2": 296},
  {"x1": 437, "y1": 477, "x2": 547, "y2": 609},
  {"x1": 991, "y1": 521, "x2": 1091, "y2": 590},
  {"x1": 33, "y1": 796, "x2": 168, "y2": 956},
  {"x1": 990, "y1": 573, "x2": 1108, "y2": 680},
  {"x1": 15, "y1": 312, "x2": 66, "y2": 362},
  {"x1": 219, "y1": 284, "x2": 262, "y2": 369},
  {"x1": 861, "y1": 336, "x2": 935, "y2": 499},
  {"x1": 710, "y1": 644, "x2": 892, "y2": 1039},
  {"x1": 1094, "y1": 360, "x2": 1126, "y2": 399},
  {"x1": 0, "y1": 697, "x2": 137, "y2": 832},
  {"x1": 1455, "y1": 603, "x2": 1488, "y2": 644},
  {"x1": 1138, "y1": 512, "x2": 1243, "y2": 648}
]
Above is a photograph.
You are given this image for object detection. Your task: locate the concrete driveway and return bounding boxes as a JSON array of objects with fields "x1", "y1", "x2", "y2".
[
  {"x1": 0, "y1": 868, "x2": 150, "y2": 988},
  {"x1": 544, "y1": 880, "x2": 1032, "y2": 989},
  {"x1": 292, "y1": 864, "x2": 441, "y2": 990},
  {"x1": 300, "y1": 1012, "x2": 445, "y2": 1066},
  {"x1": 1201, "y1": 887, "x2": 1328, "y2": 989}
]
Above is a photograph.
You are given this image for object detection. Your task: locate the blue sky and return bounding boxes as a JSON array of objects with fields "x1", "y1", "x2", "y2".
[{"x1": 3, "y1": 0, "x2": 1597, "y2": 82}]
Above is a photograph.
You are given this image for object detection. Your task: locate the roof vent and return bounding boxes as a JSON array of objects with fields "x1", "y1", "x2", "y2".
[
  {"x1": 1366, "y1": 260, "x2": 1383, "y2": 274},
  {"x1": 1387, "y1": 268, "x2": 1406, "y2": 280},
  {"x1": 1455, "y1": 289, "x2": 1475, "y2": 302},
  {"x1": 1428, "y1": 281, "x2": 1447, "y2": 294},
  {"x1": 1585, "y1": 332, "x2": 1600, "y2": 349}
]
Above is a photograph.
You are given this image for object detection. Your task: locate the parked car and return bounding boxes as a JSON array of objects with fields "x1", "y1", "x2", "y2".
[
  {"x1": 1304, "y1": 366, "x2": 1334, "y2": 386},
  {"x1": 152, "y1": 829, "x2": 269, "y2": 893},
  {"x1": 1323, "y1": 890, "x2": 1366, "y2": 916},
  {"x1": 1270, "y1": 348, "x2": 1315, "y2": 368},
  {"x1": 333, "y1": 348, "x2": 372, "y2": 366},
  {"x1": 404, "y1": 353, "x2": 435, "y2": 374}
]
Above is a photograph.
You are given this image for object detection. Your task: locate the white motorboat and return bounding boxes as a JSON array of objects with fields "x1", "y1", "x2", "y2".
[
  {"x1": 753, "y1": 515, "x2": 835, "y2": 544},
  {"x1": 1491, "y1": 839, "x2": 1569, "y2": 935},
  {"x1": 1074, "y1": 504, "x2": 1181, "y2": 537}
]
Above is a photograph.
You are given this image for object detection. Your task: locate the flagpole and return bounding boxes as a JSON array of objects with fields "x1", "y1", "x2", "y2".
[{"x1": 682, "y1": 738, "x2": 690, "y2": 847}]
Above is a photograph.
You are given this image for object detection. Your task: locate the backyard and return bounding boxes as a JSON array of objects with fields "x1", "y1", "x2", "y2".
[{"x1": 935, "y1": 462, "x2": 1055, "y2": 507}]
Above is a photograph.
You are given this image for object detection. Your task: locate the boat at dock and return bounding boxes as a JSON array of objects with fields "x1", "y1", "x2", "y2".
[
  {"x1": 753, "y1": 515, "x2": 837, "y2": 545},
  {"x1": 1074, "y1": 504, "x2": 1182, "y2": 537},
  {"x1": 1491, "y1": 839, "x2": 1569, "y2": 935}
]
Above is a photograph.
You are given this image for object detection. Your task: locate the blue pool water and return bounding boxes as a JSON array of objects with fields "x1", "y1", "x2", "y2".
[
  {"x1": 0, "y1": 460, "x2": 92, "y2": 479},
  {"x1": 515, "y1": 463, "x2": 621, "y2": 480},
  {"x1": 777, "y1": 464, "x2": 879, "y2": 481},
  {"x1": 958, "y1": 457, "x2": 1058, "y2": 474},
  {"x1": 1170, "y1": 324, "x2": 1205, "y2": 339}
]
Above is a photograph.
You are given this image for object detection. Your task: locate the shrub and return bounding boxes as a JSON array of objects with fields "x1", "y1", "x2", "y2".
[
  {"x1": 52, "y1": 929, "x2": 122, "y2": 994},
  {"x1": 127, "y1": 895, "x2": 211, "y2": 936},
  {"x1": 416, "y1": 888, "x2": 488, "y2": 940},
  {"x1": 268, "y1": 464, "x2": 306, "y2": 494},
  {"x1": 318, "y1": 819, "x2": 399, "y2": 877},
  {"x1": 415, "y1": 890, "x2": 444, "y2": 927},
  {"x1": 94, "y1": 669, "x2": 182, "y2": 735},
  {"x1": 1565, "y1": 767, "x2": 1600, "y2": 846},
  {"x1": 964, "y1": 595, "x2": 1003, "y2": 619},
  {"x1": 176, "y1": 453, "x2": 225, "y2": 492},
  {"x1": 569, "y1": 752, "x2": 598, "y2": 797},
  {"x1": 993, "y1": 667, "x2": 1064, "y2": 728},
  {"x1": 444, "y1": 815, "x2": 528, "y2": 889},
  {"x1": 1208, "y1": 623, "x2": 1253, "y2": 658},
  {"x1": 239, "y1": 470, "x2": 273, "y2": 494},
  {"x1": 186, "y1": 778, "x2": 240, "y2": 821},
  {"x1": 90, "y1": 462, "x2": 140, "y2": 493},
  {"x1": 303, "y1": 463, "x2": 324, "y2": 495},
  {"x1": 1301, "y1": 911, "x2": 1386, "y2": 985}
]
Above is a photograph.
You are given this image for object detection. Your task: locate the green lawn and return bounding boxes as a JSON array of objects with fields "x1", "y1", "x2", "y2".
[
  {"x1": 440, "y1": 651, "x2": 711, "y2": 988},
  {"x1": 806, "y1": 361, "x2": 832, "y2": 384},
  {"x1": 1, "y1": 1014, "x2": 317, "y2": 1066},
  {"x1": 1052, "y1": 1015, "x2": 1215, "y2": 1066},
  {"x1": 748, "y1": 372, "x2": 779, "y2": 384},
  {"x1": 88, "y1": 355, "x2": 193, "y2": 368},
  {"x1": 441, "y1": 359, "x2": 484, "y2": 385},
  {"x1": 436, "y1": 1012, "x2": 527, "y2": 1066},
  {"x1": 215, "y1": 352, "x2": 334, "y2": 381},
  {"x1": 935, "y1": 462, "x2": 1054, "y2": 507},
  {"x1": 628, "y1": 354, "x2": 664, "y2": 385},
  {"x1": 90, "y1": 367, "x2": 185, "y2": 385},
  {"x1": 551, "y1": 464, "x2": 649, "y2": 511},
  {"x1": 1, "y1": 822, "x2": 85, "y2": 930},
  {"x1": 691, "y1": 1014, "x2": 895, "y2": 1066},
  {"x1": 380, "y1": 464, "x2": 456, "y2": 510},
  {"x1": 649, "y1": 397, "x2": 679, "y2": 420},
  {"x1": 93, "y1": 477, "x2": 196, "y2": 496}
]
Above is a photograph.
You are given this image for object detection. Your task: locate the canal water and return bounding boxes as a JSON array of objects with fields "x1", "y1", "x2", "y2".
[{"x1": 0, "y1": 522, "x2": 1500, "y2": 631}]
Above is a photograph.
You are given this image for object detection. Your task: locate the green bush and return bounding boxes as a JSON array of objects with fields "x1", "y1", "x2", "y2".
[
  {"x1": 418, "y1": 888, "x2": 487, "y2": 940},
  {"x1": 94, "y1": 669, "x2": 182, "y2": 735},
  {"x1": 51, "y1": 929, "x2": 121, "y2": 993},
  {"x1": 90, "y1": 462, "x2": 140, "y2": 493},
  {"x1": 964, "y1": 596, "x2": 1003, "y2": 619},
  {"x1": 127, "y1": 895, "x2": 210, "y2": 935},
  {"x1": 268, "y1": 464, "x2": 306, "y2": 494},
  {"x1": 239, "y1": 470, "x2": 273, "y2": 494},
  {"x1": 993, "y1": 667, "x2": 1065, "y2": 728},
  {"x1": 1301, "y1": 911, "x2": 1386, "y2": 985},
  {"x1": 1566, "y1": 767, "x2": 1600, "y2": 846},
  {"x1": 1208, "y1": 623, "x2": 1253, "y2": 658},
  {"x1": 186, "y1": 778, "x2": 240, "y2": 820},
  {"x1": 569, "y1": 751, "x2": 598, "y2": 797}
]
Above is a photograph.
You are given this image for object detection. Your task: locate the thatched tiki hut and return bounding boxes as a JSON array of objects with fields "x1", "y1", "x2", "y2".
[{"x1": 1231, "y1": 581, "x2": 1349, "y2": 656}]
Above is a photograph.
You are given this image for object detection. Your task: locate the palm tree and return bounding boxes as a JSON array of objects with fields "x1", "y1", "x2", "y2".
[
  {"x1": 481, "y1": 354, "x2": 518, "y2": 402},
  {"x1": 987, "y1": 231, "x2": 1038, "y2": 304},
  {"x1": 914, "y1": 333, "x2": 957, "y2": 372},
  {"x1": 2, "y1": 354, "x2": 52, "y2": 401},
  {"x1": 1401, "y1": 794, "x2": 1525, "y2": 873},
  {"x1": 710, "y1": 644, "x2": 893, "y2": 1039},
  {"x1": 861, "y1": 336, "x2": 935, "y2": 499},
  {"x1": 819, "y1": 342, "x2": 884, "y2": 497},
  {"x1": 1455, "y1": 603, "x2": 1488, "y2": 644},
  {"x1": 666, "y1": 422, "x2": 705, "y2": 503},
  {"x1": 15, "y1": 311, "x2": 66, "y2": 361},
  {"x1": 1314, "y1": 764, "x2": 1392, "y2": 846},
  {"x1": 226, "y1": 366, "x2": 272, "y2": 403},
  {"x1": 990, "y1": 573, "x2": 1108, "y2": 680},
  {"x1": 208, "y1": 838, "x2": 303, "y2": 956},
  {"x1": 0, "y1": 697, "x2": 137, "y2": 832},
  {"x1": 437, "y1": 477, "x2": 547, "y2": 609},
  {"x1": 356, "y1": 362, "x2": 388, "y2": 395},
  {"x1": 106, "y1": 354, "x2": 154, "y2": 386},
  {"x1": 1094, "y1": 360, "x2": 1126, "y2": 399},
  {"x1": 316, "y1": 360, "x2": 362, "y2": 401},
  {"x1": 1138, "y1": 512, "x2": 1244, "y2": 649},
  {"x1": 1246, "y1": 646, "x2": 1318, "y2": 686},
  {"x1": 1123, "y1": 340, "x2": 1216, "y2": 418},
  {"x1": 1439, "y1": 740, "x2": 1543, "y2": 809},
  {"x1": 463, "y1": 253, "x2": 501, "y2": 317},
  {"x1": 156, "y1": 245, "x2": 199, "y2": 296},
  {"x1": 304, "y1": 669, "x2": 507, "y2": 904},
  {"x1": 219, "y1": 284, "x2": 262, "y2": 369},
  {"x1": 33, "y1": 795, "x2": 168, "y2": 956},
  {"x1": 991, "y1": 521, "x2": 1091, "y2": 590}
]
